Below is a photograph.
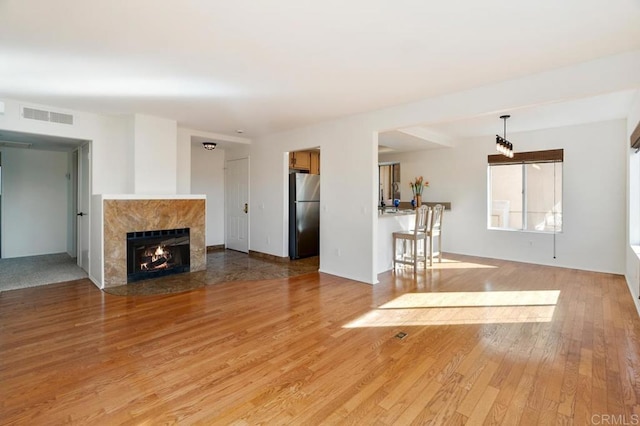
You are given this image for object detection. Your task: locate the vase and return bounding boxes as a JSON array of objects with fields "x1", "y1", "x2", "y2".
[{"x1": 415, "y1": 194, "x2": 422, "y2": 208}]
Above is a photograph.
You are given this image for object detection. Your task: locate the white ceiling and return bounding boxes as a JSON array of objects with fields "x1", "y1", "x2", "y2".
[
  {"x1": 1, "y1": 1, "x2": 639, "y2": 143},
  {"x1": 380, "y1": 89, "x2": 640, "y2": 152}
]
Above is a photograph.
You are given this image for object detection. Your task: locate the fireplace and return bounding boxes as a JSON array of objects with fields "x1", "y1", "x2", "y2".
[{"x1": 126, "y1": 228, "x2": 190, "y2": 283}]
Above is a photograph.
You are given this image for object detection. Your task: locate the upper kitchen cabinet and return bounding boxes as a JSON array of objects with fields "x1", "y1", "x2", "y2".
[
  {"x1": 310, "y1": 151, "x2": 320, "y2": 175},
  {"x1": 289, "y1": 151, "x2": 310, "y2": 170},
  {"x1": 289, "y1": 150, "x2": 320, "y2": 174}
]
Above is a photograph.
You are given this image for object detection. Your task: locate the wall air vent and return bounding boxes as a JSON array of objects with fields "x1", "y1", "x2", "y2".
[
  {"x1": 49, "y1": 111, "x2": 74, "y2": 125},
  {"x1": 22, "y1": 106, "x2": 74, "y2": 125},
  {"x1": 23, "y1": 107, "x2": 49, "y2": 121}
]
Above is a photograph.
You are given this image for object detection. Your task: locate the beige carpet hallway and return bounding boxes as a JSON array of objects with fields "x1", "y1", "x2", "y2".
[{"x1": 0, "y1": 253, "x2": 88, "y2": 292}]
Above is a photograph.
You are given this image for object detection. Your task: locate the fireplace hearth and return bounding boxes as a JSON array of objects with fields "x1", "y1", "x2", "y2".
[{"x1": 126, "y1": 228, "x2": 190, "y2": 283}]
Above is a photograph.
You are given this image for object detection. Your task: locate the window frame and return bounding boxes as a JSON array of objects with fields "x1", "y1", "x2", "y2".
[{"x1": 487, "y1": 149, "x2": 563, "y2": 234}]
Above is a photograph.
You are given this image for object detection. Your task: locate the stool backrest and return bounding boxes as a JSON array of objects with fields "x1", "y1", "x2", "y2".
[
  {"x1": 414, "y1": 205, "x2": 429, "y2": 234},
  {"x1": 429, "y1": 204, "x2": 444, "y2": 233}
]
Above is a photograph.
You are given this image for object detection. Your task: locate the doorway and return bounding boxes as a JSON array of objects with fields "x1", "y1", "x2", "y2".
[
  {"x1": 287, "y1": 148, "x2": 321, "y2": 261},
  {"x1": 0, "y1": 130, "x2": 90, "y2": 273}
]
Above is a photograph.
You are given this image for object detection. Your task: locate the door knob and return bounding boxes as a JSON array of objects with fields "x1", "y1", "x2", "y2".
[
  {"x1": 244, "y1": 203, "x2": 248, "y2": 214},
  {"x1": 77, "y1": 212, "x2": 86, "y2": 217}
]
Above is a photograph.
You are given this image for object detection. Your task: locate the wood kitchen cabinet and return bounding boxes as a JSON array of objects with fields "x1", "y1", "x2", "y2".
[
  {"x1": 310, "y1": 151, "x2": 320, "y2": 174},
  {"x1": 289, "y1": 150, "x2": 320, "y2": 174},
  {"x1": 289, "y1": 151, "x2": 310, "y2": 170}
]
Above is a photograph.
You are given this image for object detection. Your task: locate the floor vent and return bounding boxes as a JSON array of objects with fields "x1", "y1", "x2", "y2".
[{"x1": 22, "y1": 106, "x2": 74, "y2": 125}]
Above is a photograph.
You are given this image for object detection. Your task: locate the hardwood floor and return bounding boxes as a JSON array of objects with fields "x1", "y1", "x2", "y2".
[{"x1": 1, "y1": 253, "x2": 639, "y2": 424}]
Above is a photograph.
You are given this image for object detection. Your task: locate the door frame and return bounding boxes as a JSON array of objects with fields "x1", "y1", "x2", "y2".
[
  {"x1": 69, "y1": 149, "x2": 78, "y2": 258},
  {"x1": 77, "y1": 142, "x2": 91, "y2": 272}
]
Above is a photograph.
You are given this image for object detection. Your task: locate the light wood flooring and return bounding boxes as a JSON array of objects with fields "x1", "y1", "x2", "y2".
[{"x1": 1, "y1": 253, "x2": 639, "y2": 424}]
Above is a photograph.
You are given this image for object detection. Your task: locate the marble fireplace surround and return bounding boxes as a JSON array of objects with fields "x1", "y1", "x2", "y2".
[{"x1": 103, "y1": 195, "x2": 206, "y2": 288}]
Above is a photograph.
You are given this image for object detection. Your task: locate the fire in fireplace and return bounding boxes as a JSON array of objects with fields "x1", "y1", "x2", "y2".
[{"x1": 126, "y1": 228, "x2": 190, "y2": 283}]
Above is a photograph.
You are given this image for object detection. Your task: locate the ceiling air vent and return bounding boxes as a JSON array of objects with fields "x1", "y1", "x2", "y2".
[{"x1": 22, "y1": 106, "x2": 74, "y2": 125}]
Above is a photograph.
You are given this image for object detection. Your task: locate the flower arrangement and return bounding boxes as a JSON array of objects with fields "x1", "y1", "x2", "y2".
[{"x1": 409, "y1": 176, "x2": 429, "y2": 196}]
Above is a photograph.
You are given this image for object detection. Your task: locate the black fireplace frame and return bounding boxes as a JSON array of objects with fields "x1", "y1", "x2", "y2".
[{"x1": 126, "y1": 228, "x2": 190, "y2": 283}]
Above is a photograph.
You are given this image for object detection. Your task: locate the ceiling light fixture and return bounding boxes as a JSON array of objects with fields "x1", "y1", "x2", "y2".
[
  {"x1": 202, "y1": 141, "x2": 217, "y2": 150},
  {"x1": 496, "y1": 115, "x2": 514, "y2": 158}
]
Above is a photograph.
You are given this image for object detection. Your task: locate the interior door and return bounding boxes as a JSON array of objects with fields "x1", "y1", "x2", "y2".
[
  {"x1": 77, "y1": 143, "x2": 90, "y2": 271},
  {"x1": 225, "y1": 157, "x2": 249, "y2": 252}
]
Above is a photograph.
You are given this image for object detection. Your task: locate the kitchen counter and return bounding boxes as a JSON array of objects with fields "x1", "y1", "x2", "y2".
[
  {"x1": 377, "y1": 209, "x2": 416, "y2": 274},
  {"x1": 378, "y1": 208, "x2": 416, "y2": 217}
]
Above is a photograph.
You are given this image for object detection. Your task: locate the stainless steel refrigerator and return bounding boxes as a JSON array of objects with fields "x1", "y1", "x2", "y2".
[{"x1": 289, "y1": 173, "x2": 320, "y2": 259}]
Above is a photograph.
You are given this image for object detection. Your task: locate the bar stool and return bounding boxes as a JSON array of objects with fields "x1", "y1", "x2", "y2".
[
  {"x1": 426, "y1": 204, "x2": 444, "y2": 266},
  {"x1": 392, "y1": 205, "x2": 429, "y2": 275}
]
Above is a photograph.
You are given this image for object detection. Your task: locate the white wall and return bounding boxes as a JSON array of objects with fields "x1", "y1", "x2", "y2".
[
  {"x1": 177, "y1": 127, "x2": 193, "y2": 194},
  {"x1": 191, "y1": 144, "x2": 225, "y2": 246},
  {"x1": 626, "y1": 91, "x2": 640, "y2": 315},
  {"x1": 132, "y1": 114, "x2": 177, "y2": 194},
  {"x1": 380, "y1": 120, "x2": 627, "y2": 274},
  {"x1": 1, "y1": 147, "x2": 69, "y2": 258},
  {"x1": 66, "y1": 150, "x2": 78, "y2": 257},
  {"x1": 91, "y1": 194, "x2": 103, "y2": 287},
  {"x1": 251, "y1": 120, "x2": 378, "y2": 284}
]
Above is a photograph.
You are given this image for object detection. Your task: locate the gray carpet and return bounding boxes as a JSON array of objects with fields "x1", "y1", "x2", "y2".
[{"x1": 0, "y1": 253, "x2": 88, "y2": 292}]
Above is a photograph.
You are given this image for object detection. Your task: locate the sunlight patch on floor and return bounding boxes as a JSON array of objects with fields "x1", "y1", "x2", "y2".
[
  {"x1": 425, "y1": 258, "x2": 499, "y2": 270},
  {"x1": 379, "y1": 290, "x2": 560, "y2": 309},
  {"x1": 344, "y1": 290, "x2": 560, "y2": 328},
  {"x1": 344, "y1": 306, "x2": 556, "y2": 327}
]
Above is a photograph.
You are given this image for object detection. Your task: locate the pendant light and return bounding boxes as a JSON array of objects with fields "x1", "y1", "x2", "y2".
[{"x1": 496, "y1": 115, "x2": 514, "y2": 158}]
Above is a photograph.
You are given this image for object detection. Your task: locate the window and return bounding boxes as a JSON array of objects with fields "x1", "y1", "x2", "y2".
[
  {"x1": 488, "y1": 149, "x2": 563, "y2": 232},
  {"x1": 378, "y1": 162, "x2": 400, "y2": 204}
]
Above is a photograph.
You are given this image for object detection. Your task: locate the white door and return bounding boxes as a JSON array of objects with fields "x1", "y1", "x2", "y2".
[
  {"x1": 77, "y1": 143, "x2": 91, "y2": 271},
  {"x1": 225, "y1": 158, "x2": 249, "y2": 252}
]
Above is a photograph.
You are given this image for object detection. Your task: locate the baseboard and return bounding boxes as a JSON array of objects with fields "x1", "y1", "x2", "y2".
[
  {"x1": 207, "y1": 245, "x2": 225, "y2": 252},
  {"x1": 249, "y1": 250, "x2": 290, "y2": 263}
]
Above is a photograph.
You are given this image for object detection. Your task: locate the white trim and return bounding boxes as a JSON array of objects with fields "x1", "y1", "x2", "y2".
[{"x1": 101, "y1": 194, "x2": 206, "y2": 200}]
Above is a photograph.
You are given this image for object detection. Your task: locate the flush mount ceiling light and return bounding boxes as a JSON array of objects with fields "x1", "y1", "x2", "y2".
[
  {"x1": 202, "y1": 141, "x2": 217, "y2": 150},
  {"x1": 496, "y1": 114, "x2": 514, "y2": 158}
]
